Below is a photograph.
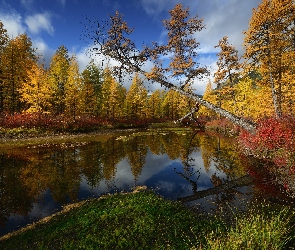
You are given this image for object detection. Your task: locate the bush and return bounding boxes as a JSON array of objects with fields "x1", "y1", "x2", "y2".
[
  {"x1": 205, "y1": 118, "x2": 241, "y2": 136},
  {"x1": 0, "y1": 113, "x2": 150, "y2": 133},
  {"x1": 239, "y1": 116, "x2": 295, "y2": 170}
]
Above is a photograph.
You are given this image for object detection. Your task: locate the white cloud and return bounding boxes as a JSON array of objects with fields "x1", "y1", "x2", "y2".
[
  {"x1": 140, "y1": 0, "x2": 173, "y2": 16},
  {"x1": 0, "y1": 9, "x2": 26, "y2": 38},
  {"x1": 20, "y1": 0, "x2": 34, "y2": 9},
  {"x1": 194, "y1": 0, "x2": 261, "y2": 55},
  {"x1": 25, "y1": 12, "x2": 54, "y2": 35},
  {"x1": 140, "y1": 0, "x2": 261, "y2": 54},
  {"x1": 75, "y1": 47, "x2": 93, "y2": 72},
  {"x1": 32, "y1": 38, "x2": 55, "y2": 64},
  {"x1": 138, "y1": 0, "x2": 261, "y2": 94}
]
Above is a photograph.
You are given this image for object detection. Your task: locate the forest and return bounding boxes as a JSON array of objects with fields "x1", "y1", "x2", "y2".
[
  {"x1": 1, "y1": 1, "x2": 295, "y2": 247},
  {"x1": 0, "y1": 0, "x2": 295, "y2": 158}
]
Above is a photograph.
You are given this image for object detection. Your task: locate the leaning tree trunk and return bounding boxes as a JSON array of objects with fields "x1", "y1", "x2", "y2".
[
  {"x1": 86, "y1": 9, "x2": 258, "y2": 135},
  {"x1": 178, "y1": 174, "x2": 253, "y2": 202},
  {"x1": 143, "y1": 72, "x2": 257, "y2": 134}
]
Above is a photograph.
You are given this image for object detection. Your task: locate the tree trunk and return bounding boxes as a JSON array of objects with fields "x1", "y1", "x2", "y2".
[
  {"x1": 178, "y1": 174, "x2": 253, "y2": 202},
  {"x1": 146, "y1": 73, "x2": 257, "y2": 134}
]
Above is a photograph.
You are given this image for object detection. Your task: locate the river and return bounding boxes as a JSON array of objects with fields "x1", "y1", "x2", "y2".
[{"x1": 0, "y1": 128, "x2": 293, "y2": 237}]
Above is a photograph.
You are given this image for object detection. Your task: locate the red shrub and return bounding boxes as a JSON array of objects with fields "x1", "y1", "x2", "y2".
[{"x1": 239, "y1": 115, "x2": 295, "y2": 169}]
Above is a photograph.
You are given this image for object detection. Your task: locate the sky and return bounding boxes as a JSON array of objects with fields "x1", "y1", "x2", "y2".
[{"x1": 0, "y1": 0, "x2": 262, "y2": 94}]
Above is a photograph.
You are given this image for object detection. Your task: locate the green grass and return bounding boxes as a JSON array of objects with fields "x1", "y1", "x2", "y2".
[
  {"x1": 0, "y1": 188, "x2": 220, "y2": 249},
  {"x1": 203, "y1": 202, "x2": 295, "y2": 250},
  {"x1": 0, "y1": 189, "x2": 294, "y2": 250}
]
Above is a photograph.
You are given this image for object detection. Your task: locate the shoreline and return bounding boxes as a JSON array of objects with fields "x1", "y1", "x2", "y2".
[{"x1": 0, "y1": 186, "x2": 147, "y2": 241}]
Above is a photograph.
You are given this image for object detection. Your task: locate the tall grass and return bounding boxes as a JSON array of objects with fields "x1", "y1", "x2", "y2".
[{"x1": 202, "y1": 202, "x2": 295, "y2": 250}]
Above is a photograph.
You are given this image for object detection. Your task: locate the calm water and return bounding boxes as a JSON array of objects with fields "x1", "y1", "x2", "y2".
[{"x1": 0, "y1": 128, "x2": 293, "y2": 237}]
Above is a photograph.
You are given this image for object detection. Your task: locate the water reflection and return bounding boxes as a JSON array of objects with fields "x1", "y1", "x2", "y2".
[{"x1": 0, "y1": 129, "x2": 293, "y2": 236}]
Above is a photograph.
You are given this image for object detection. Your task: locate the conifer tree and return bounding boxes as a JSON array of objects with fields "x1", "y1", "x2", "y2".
[
  {"x1": 199, "y1": 80, "x2": 218, "y2": 118},
  {"x1": 86, "y1": 4, "x2": 257, "y2": 133},
  {"x1": 81, "y1": 60, "x2": 103, "y2": 115},
  {"x1": 244, "y1": 0, "x2": 295, "y2": 117},
  {"x1": 162, "y1": 90, "x2": 182, "y2": 119},
  {"x1": 125, "y1": 73, "x2": 148, "y2": 119},
  {"x1": 214, "y1": 36, "x2": 241, "y2": 110},
  {"x1": 18, "y1": 62, "x2": 52, "y2": 113},
  {"x1": 48, "y1": 45, "x2": 70, "y2": 115},
  {"x1": 109, "y1": 77, "x2": 126, "y2": 119},
  {"x1": 65, "y1": 55, "x2": 82, "y2": 120},
  {"x1": 2, "y1": 34, "x2": 37, "y2": 113},
  {"x1": 147, "y1": 89, "x2": 164, "y2": 119},
  {"x1": 100, "y1": 67, "x2": 113, "y2": 117},
  {"x1": 0, "y1": 21, "x2": 9, "y2": 113}
]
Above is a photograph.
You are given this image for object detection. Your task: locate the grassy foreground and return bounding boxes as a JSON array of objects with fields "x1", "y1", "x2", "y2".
[{"x1": 0, "y1": 187, "x2": 294, "y2": 249}]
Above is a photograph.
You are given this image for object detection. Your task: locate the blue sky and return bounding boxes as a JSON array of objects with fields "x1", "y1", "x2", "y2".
[{"x1": 0, "y1": 0, "x2": 261, "y2": 94}]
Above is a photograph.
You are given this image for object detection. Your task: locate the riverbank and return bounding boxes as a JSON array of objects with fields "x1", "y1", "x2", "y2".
[
  {"x1": 0, "y1": 121, "x2": 198, "y2": 151},
  {"x1": 0, "y1": 187, "x2": 294, "y2": 249}
]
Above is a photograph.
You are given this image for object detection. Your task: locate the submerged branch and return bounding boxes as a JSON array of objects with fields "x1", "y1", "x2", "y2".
[{"x1": 178, "y1": 175, "x2": 253, "y2": 202}]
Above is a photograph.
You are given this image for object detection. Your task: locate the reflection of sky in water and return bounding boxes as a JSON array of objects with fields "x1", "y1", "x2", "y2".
[
  {"x1": 77, "y1": 150, "x2": 226, "y2": 200},
  {"x1": 0, "y1": 132, "x2": 253, "y2": 237}
]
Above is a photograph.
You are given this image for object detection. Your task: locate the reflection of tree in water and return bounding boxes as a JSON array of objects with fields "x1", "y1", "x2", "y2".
[
  {"x1": 177, "y1": 132, "x2": 251, "y2": 218},
  {"x1": 200, "y1": 133, "x2": 245, "y2": 178},
  {"x1": 241, "y1": 155, "x2": 295, "y2": 206},
  {"x1": 79, "y1": 142, "x2": 104, "y2": 188},
  {"x1": 0, "y1": 130, "x2": 264, "y2": 231},
  {"x1": 199, "y1": 134, "x2": 215, "y2": 172},
  {"x1": 159, "y1": 132, "x2": 181, "y2": 160},
  {"x1": 126, "y1": 135, "x2": 148, "y2": 183},
  {"x1": 0, "y1": 153, "x2": 34, "y2": 227},
  {"x1": 45, "y1": 148, "x2": 81, "y2": 204},
  {"x1": 100, "y1": 137, "x2": 125, "y2": 181},
  {"x1": 145, "y1": 133, "x2": 164, "y2": 155}
]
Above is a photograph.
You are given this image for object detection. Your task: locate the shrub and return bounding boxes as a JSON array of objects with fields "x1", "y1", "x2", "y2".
[
  {"x1": 205, "y1": 118, "x2": 241, "y2": 136},
  {"x1": 239, "y1": 115, "x2": 295, "y2": 169}
]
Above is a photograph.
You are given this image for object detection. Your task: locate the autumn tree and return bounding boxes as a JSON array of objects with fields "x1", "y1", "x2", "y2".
[
  {"x1": 48, "y1": 45, "x2": 70, "y2": 115},
  {"x1": 100, "y1": 67, "x2": 113, "y2": 117},
  {"x1": 85, "y1": 4, "x2": 257, "y2": 133},
  {"x1": 232, "y1": 74, "x2": 274, "y2": 119},
  {"x1": 81, "y1": 60, "x2": 103, "y2": 115},
  {"x1": 125, "y1": 73, "x2": 148, "y2": 119},
  {"x1": 162, "y1": 90, "x2": 184, "y2": 119},
  {"x1": 109, "y1": 77, "x2": 126, "y2": 119},
  {"x1": 243, "y1": 0, "x2": 295, "y2": 117},
  {"x1": 199, "y1": 80, "x2": 218, "y2": 118},
  {"x1": 18, "y1": 62, "x2": 52, "y2": 113},
  {"x1": 147, "y1": 89, "x2": 164, "y2": 119},
  {"x1": 214, "y1": 36, "x2": 241, "y2": 110},
  {"x1": 2, "y1": 34, "x2": 37, "y2": 113},
  {"x1": 0, "y1": 21, "x2": 9, "y2": 112},
  {"x1": 65, "y1": 55, "x2": 82, "y2": 120},
  {"x1": 100, "y1": 67, "x2": 126, "y2": 119}
]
